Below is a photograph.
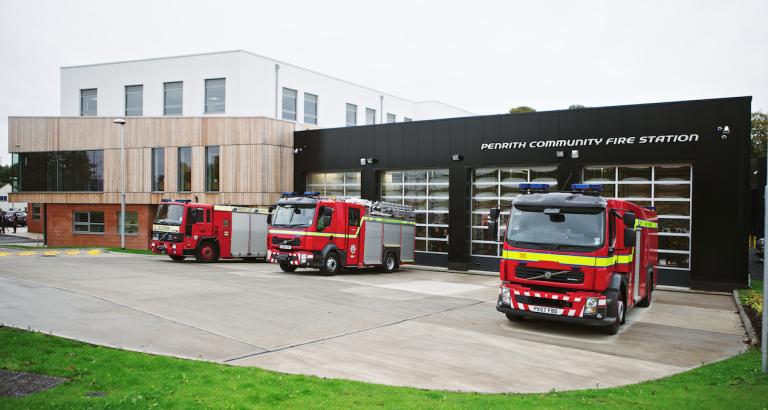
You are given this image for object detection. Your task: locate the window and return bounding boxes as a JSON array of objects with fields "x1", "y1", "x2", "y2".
[
  {"x1": 124, "y1": 85, "x2": 143, "y2": 116},
  {"x1": 306, "y1": 172, "x2": 361, "y2": 198},
  {"x1": 304, "y1": 93, "x2": 318, "y2": 124},
  {"x1": 346, "y1": 103, "x2": 357, "y2": 126},
  {"x1": 0, "y1": 196, "x2": 6, "y2": 201},
  {"x1": 164, "y1": 82, "x2": 183, "y2": 115},
  {"x1": 386, "y1": 113, "x2": 396, "y2": 123},
  {"x1": 470, "y1": 166, "x2": 559, "y2": 256},
  {"x1": 17, "y1": 151, "x2": 103, "y2": 192},
  {"x1": 73, "y1": 211, "x2": 104, "y2": 234},
  {"x1": 584, "y1": 164, "x2": 693, "y2": 270},
  {"x1": 381, "y1": 169, "x2": 450, "y2": 254},
  {"x1": 205, "y1": 78, "x2": 225, "y2": 114},
  {"x1": 366, "y1": 108, "x2": 376, "y2": 125},
  {"x1": 281, "y1": 87, "x2": 297, "y2": 121},
  {"x1": 316, "y1": 206, "x2": 333, "y2": 231},
  {"x1": 152, "y1": 148, "x2": 164, "y2": 191},
  {"x1": 116, "y1": 211, "x2": 139, "y2": 235},
  {"x1": 404, "y1": 117, "x2": 413, "y2": 122},
  {"x1": 178, "y1": 147, "x2": 192, "y2": 192},
  {"x1": 80, "y1": 89, "x2": 97, "y2": 116},
  {"x1": 206, "y1": 146, "x2": 220, "y2": 192},
  {"x1": 348, "y1": 208, "x2": 361, "y2": 226},
  {"x1": 32, "y1": 205, "x2": 41, "y2": 220}
]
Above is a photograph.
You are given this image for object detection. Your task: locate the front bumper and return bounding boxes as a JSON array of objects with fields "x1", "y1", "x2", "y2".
[
  {"x1": 267, "y1": 249, "x2": 323, "y2": 268},
  {"x1": 150, "y1": 241, "x2": 189, "y2": 256},
  {"x1": 497, "y1": 283, "x2": 615, "y2": 326}
]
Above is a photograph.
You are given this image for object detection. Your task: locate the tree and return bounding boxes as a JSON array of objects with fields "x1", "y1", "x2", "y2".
[
  {"x1": 752, "y1": 111, "x2": 768, "y2": 158},
  {"x1": 0, "y1": 165, "x2": 11, "y2": 186},
  {"x1": 509, "y1": 106, "x2": 536, "y2": 113},
  {"x1": 568, "y1": 104, "x2": 587, "y2": 110}
]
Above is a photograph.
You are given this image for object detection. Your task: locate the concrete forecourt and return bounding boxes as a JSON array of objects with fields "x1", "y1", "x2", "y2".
[{"x1": 0, "y1": 252, "x2": 746, "y2": 393}]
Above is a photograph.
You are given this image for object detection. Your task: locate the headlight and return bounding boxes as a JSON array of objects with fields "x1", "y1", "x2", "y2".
[
  {"x1": 300, "y1": 254, "x2": 307, "y2": 263},
  {"x1": 172, "y1": 244, "x2": 177, "y2": 250},
  {"x1": 585, "y1": 297, "x2": 599, "y2": 314},
  {"x1": 501, "y1": 287, "x2": 511, "y2": 305}
]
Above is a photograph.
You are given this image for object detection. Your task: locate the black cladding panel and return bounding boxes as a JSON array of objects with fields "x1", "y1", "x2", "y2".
[{"x1": 293, "y1": 97, "x2": 752, "y2": 290}]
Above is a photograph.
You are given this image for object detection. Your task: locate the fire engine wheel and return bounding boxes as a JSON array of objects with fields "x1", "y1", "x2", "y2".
[
  {"x1": 279, "y1": 262, "x2": 297, "y2": 272},
  {"x1": 195, "y1": 241, "x2": 219, "y2": 263},
  {"x1": 320, "y1": 252, "x2": 340, "y2": 276},
  {"x1": 169, "y1": 255, "x2": 186, "y2": 262},
  {"x1": 637, "y1": 269, "x2": 653, "y2": 308},
  {"x1": 601, "y1": 290, "x2": 625, "y2": 335},
  {"x1": 383, "y1": 253, "x2": 398, "y2": 273}
]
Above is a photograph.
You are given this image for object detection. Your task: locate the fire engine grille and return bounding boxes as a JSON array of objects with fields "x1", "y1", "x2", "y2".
[
  {"x1": 271, "y1": 237, "x2": 300, "y2": 246},
  {"x1": 515, "y1": 266, "x2": 584, "y2": 284},
  {"x1": 515, "y1": 295, "x2": 572, "y2": 309}
]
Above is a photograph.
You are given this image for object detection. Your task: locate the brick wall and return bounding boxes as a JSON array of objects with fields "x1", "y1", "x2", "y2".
[
  {"x1": 27, "y1": 203, "x2": 43, "y2": 233},
  {"x1": 45, "y1": 203, "x2": 155, "y2": 249}
]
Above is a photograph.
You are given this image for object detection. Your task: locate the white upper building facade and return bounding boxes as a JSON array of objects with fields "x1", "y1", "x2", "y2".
[{"x1": 60, "y1": 50, "x2": 473, "y2": 126}]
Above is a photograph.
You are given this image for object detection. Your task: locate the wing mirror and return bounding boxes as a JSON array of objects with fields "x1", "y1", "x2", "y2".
[
  {"x1": 623, "y1": 211, "x2": 636, "y2": 228},
  {"x1": 624, "y1": 227, "x2": 636, "y2": 248}
]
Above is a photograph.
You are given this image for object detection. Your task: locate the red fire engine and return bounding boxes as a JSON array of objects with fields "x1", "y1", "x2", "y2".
[
  {"x1": 267, "y1": 193, "x2": 416, "y2": 275},
  {"x1": 150, "y1": 200, "x2": 269, "y2": 263},
  {"x1": 490, "y1": 184, "x2": 658, "y2": 334}
]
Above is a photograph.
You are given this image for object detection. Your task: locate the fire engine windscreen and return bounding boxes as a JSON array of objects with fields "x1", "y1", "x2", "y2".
[
  {"x1": 272, "y1": 205, "x2": 316, "y2": 228},
  {"x1": 155, "y1": 204, "x2": 184, "y2": 226},
  {"x1": 505, "y1": 205, "x2": 605, "y2": 249}
]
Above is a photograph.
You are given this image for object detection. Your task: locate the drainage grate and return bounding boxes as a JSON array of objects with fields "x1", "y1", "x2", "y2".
[{"x1": 0, "y1": 369, "x2": 66, "y2": 397}]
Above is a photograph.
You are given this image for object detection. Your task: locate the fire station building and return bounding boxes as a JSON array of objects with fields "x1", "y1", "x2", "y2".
[
  {"x1": 9, "y1": 93, "x2": 752, "y2": 291},
  {"x1": 291, "y1": 97, "x2": 752, "y2": 291}
]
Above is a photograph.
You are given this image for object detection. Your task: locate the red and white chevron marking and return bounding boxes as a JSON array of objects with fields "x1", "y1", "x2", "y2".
[{"x1": 510, "y1": 289, "x2": 588, "y2": 317}]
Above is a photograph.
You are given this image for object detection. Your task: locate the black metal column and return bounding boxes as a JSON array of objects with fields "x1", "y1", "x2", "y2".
[{"x1": 447, "y1": 165, "x2": 470, "y2": 270}]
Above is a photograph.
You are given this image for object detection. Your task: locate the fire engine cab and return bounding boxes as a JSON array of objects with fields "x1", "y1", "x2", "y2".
[
  {"x1": 150, "y1": 200, "x2": 269, "y2": 263},
  {"x1": 267, "y1": 193, "x2": 416, "y2": 275},
  {"x1": 491, "y1": 184, "x2": 658, "y2": 334}
]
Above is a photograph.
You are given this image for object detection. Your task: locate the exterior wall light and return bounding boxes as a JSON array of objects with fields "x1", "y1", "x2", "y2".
[
  {"x1": 556, "y1": 151, "x2": 565, "y2": 158},
  {"x1": 366, "y1": 158, "x2": 377, "y2": 164},
  {"x1": 451, "y1": 154, "x2": 463, "y2": 161},
  {"x1": 360, "y1": 158, "x2": 367, "y2": 166},
  {"x1": 571, "y1": 150, "x2": 579, "y2": 159},
  {"x1": 293, "y1": 146, "x2": 306, "y2": 154}
]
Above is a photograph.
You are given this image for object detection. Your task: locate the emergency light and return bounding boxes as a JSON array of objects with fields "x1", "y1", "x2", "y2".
[
  {"x1": 519, "y1": 183, "x2": 551, "y2": 194},
  {"x1": 303, "y1": 191, "x2": 321, "y2": 197},
  {"x1": 281, "y1": 192, "x2": 298, "y2": 198}
]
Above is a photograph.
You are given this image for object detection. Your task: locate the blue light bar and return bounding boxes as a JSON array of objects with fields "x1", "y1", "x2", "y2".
[
  {"x1": 519, "y1": 183, "x2": 550, "y2": 190},
  {"x1": 304, "y1": 191, "x2": 321, "y2": 196},
  {"x1": 571, "y1": 183, "x2": 603, "y2": 191},
  {"x1": 281, "y1": 191, "x2": 298, "y2": 197}
]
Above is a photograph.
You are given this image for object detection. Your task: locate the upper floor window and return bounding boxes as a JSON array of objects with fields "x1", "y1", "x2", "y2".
[
  {"x1": 386, "y1": 113, "x2": 396, "y2": 123},
  {"x1": 125, "y1": 85, "x2": 143, "y2": 116},
  {"x1": 80, "y1": 89, "x2": 97, "y2": 116},
  {"x1": 346, "y1": 103, "x2": 357, "y2": 127},
  {"x1": 366, "y1": 108, "x2": 376, "y2": 125},
  {"x1": 164, "y1": 82, "x2": 183, "y2": 115},
  {"x1": 404, "y1": 117, "x2": 413, "y2": 122},
  {"x1": 16, "y1": 151, "x2": 103, "y2": 192},
  {"x1": 282, "y1": 88, "x2": 297, "y2": 121},
  {"x1": 205, "y1": 78, "x2": 225, "y2": 114},
  {"x1": 304, "y1": 93, "x2": 318, "y2": 125}
]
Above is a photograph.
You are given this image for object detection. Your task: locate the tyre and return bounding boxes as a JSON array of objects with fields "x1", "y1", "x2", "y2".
[
  {"x1": 505, "y1": 313, "x2": 525, "y2": 322},
  {"x1": 319, "y1": 252, "x2": 340, "y2": 276},
  {"x1": 195, "y1": 241, "x2": 219, "y2": 263},
  {"x1": 637, "y1": 270, "x2": 653, "y2": 308},
  {"x1": 279, "y1": 262, "x2": 297, "y2": 272},
  {"x1": 383, "y1": 252, "x2": 398, "y2": 273},
  {"x1": 169, "y1": 255, "x2": 185, "y2": 262},
  {"x1": 601, "y1": 290, "x2": 625, "y2": 335}
]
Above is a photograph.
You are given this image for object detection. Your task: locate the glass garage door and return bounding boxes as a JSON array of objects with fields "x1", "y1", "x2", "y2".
[
  {"x1": 381, "y1": 169, "x2": 449, "y2": 254},
  {"x1": 470, "y1": 166, "x2": 559, "y2": 257},
  {"x1": 306, "y1": 172, "x2": 361, "y2": 198},
  {"x1": 583, "y1": 164, "x2": 692, "y2": 272}
]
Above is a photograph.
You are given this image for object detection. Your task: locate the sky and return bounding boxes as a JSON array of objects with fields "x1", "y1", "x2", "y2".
[{"x1": 0, "y1": 0, "x2": 766, "y2": 165}]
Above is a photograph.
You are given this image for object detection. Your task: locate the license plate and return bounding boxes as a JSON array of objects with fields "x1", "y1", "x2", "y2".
[
  {"x1": 279, "y1": 245, "x2": 292, "y2": 250},
  {"x1": 529, "y1": 305, "x2": 563, "y2": 315}
]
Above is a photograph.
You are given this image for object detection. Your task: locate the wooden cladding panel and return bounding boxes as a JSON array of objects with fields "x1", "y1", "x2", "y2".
[
  {"x1": 9, "y1": 117, "x2": 58, "y2": 152},
  {"x1": 103, "y1": 148, "x2": 150, "y2": 193},
  {"x1": 165, "y1": 147, "x2": 178, "y2": 194},
  {"x1": 191, "y1": 146, "x2": 205, "y2": 193},
  {"x1": 58, "y1": 118, "x2": 117, "y2": 150}
]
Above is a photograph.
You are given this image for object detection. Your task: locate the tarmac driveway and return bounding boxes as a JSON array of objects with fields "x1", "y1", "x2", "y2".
[{"x1": 0, "y1": 252, "x2": 747, "y2": 393}]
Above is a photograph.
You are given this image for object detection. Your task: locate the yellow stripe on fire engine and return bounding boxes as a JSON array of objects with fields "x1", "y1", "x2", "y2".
[
  {"x1": 152, "y1": 224, "x2": 180, "y2": 233},
  {"x1": 501, "y1": 250, "x2": 633, "y2": 267},
  {"x1": 634, "y1": 219, "x2": 658, "y2": 229}
]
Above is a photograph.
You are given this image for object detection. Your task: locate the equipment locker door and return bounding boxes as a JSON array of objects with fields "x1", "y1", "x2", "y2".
[{"x1": 345, "y1": 206, "x2": 362, "y2": 267}]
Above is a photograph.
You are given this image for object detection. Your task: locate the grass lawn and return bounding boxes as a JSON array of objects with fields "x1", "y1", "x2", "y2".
[{"x1": 0, "y1": 327, "x2": 766, "y2": 409}]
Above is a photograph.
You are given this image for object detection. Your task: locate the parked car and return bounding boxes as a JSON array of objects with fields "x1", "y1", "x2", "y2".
[
  {"x1": 14, "y1": 211, "x2": 27, "y2": 227},
  {"x1": 757, "y1": 237, "x2": 765, "y2": 262}
]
